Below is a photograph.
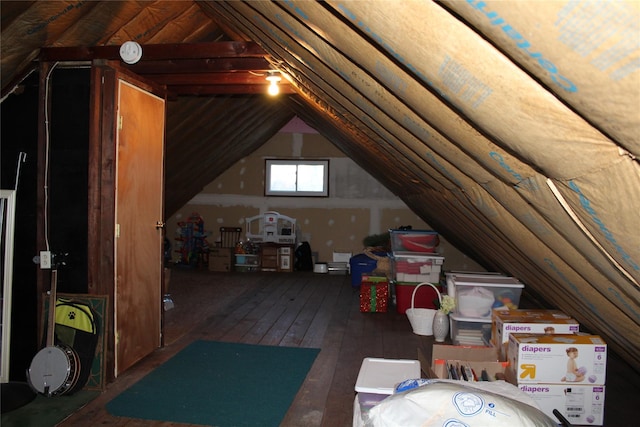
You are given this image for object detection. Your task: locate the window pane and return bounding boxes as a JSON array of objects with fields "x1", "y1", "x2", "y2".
[
  {"x1": 270, "y1": 164, "x2": 297, "y2": 191},
  {"x1": 297, "y1": 164, "x2": 325, "y2": 192},
  {"x1": 265, "y1": 159, "x2": 328, "y2": 196}
]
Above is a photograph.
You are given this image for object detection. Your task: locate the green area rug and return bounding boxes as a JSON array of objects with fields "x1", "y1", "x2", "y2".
[{"x1": 106, "y1": 340, "x2": 320, "y2": 426}]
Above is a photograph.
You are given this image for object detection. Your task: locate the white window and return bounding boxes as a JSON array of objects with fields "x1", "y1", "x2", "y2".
[{"x1": 265, "y1": 159, "x2": 329, "y2": 197}]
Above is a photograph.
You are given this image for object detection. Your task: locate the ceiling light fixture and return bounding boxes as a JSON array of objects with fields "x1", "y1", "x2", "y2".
[
  {"x1": 119, "y1": 41, "x2": 142, "y2": 64},
  {"x1": 266, "y1": 71, "x2": 281, "y2": 96}
]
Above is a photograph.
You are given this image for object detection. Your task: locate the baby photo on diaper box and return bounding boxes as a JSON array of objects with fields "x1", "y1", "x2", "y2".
[{"x1": 508, "y1": 333, "x2": 607, "y2": 385}]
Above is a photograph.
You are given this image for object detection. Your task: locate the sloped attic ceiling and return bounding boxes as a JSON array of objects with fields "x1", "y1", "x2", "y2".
[{"x1": 1, "y1": 1, "x2": 638, "y2": 368}]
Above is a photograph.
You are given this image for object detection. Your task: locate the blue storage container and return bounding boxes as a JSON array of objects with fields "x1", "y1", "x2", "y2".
[{"x1": 349, "y1": 253, "x2": 379, "y2": 287}]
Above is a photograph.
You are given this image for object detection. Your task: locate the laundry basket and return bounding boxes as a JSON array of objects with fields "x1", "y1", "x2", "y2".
[{"x1": 405, "y1": 282, "x2": 442, "y2": 336}]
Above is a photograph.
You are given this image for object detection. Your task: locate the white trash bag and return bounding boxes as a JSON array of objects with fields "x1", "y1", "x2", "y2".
[{"x1": 365, "y1": 379, "x2": 558, "y2": 427}]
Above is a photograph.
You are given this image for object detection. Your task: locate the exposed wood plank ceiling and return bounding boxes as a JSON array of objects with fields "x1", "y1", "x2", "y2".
[{"x1": 1, "y1": 1, "x2": 638, "y2": 369}]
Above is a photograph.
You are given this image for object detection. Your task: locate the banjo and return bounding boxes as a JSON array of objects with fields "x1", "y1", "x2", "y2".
[{"x1": 27, "y1": 268, "x2": 81, "y2": 396}]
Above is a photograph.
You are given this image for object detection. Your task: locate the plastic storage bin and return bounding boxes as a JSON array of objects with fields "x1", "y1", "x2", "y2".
[
  {"x1": 444, "y1": 271, "x2": 507, "y2": 297},
  {"x1": 391, "y1": 253, "x2": 444, "y2": 283},
  {"x1": 355, "y1": 357, "x2": 421, "y2": 394},
  {"x1": 389, "y1": 229, "x2": 439, "y2": 253},
  {"x1": 349, "y1": 253, "x2": 380, "y2": 287},
  {"x1": 449, "y1": 274, "x2": 524, "y2": 319},
  {"x1": 449, "y1": 313, "x2": 492, "y2": 346}
]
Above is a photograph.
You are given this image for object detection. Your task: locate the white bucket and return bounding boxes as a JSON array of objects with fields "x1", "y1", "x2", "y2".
[
  {"x1": 405, "y1": 282, "x2": 442, "y2": 336},
  {"x1": 313, "y1": 263, "x2": 328, "y2": 273}
]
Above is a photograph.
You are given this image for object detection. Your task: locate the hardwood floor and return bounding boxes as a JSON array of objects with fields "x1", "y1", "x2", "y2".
[{"x1": 58, "y1": 268, "x2": 639, "y2": 426}]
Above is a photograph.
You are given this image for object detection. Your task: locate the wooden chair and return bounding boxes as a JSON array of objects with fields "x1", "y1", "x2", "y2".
[{"x1": 219, "y1": 227, "x2": 242, "y2": 248}]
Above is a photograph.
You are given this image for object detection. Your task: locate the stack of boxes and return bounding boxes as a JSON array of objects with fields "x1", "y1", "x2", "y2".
[
  {"x1": 507, "y1": 333, "x2": 607, "y2": 425},
  {"x1": 446, "y1": 273, "x2": 524, "y2": 346},
  {"x1": 490, "y1": 308, "x2": 607, "y2": 425},
  {"x1": 492, "y1": 310, "x2": 580, "y2": 360},
  {"x1": 389, "y1": 229, "x2": 444, "y2": 314}
]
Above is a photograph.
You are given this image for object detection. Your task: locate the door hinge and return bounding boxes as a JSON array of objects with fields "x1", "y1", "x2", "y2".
[{"x1": 118, "y1": 115, "x2": 123, "y2": 130}]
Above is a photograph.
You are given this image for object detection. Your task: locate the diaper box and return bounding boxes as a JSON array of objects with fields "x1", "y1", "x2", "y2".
[
  {"x1": 516, "y1": 383, "x2": 605, "y2": 426},
  {"x1": 507, "y1": 333, "x2": 607, "y2": 385},
  {"x1": 492, "y1": 310, "x2": 580, "y2": 360}
]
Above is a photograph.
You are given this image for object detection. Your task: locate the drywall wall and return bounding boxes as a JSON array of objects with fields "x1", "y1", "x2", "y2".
[{"x1": 166, "y1": 126, "x2": 483, "y2": 271}]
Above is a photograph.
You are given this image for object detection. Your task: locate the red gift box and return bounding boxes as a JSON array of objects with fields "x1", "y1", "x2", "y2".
[{"x1": 360, "y1": 277, "x2": 389, "y2": 312}]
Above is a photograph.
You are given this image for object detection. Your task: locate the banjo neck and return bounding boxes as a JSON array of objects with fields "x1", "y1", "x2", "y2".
[{"x1": 46, "y1": 269, "x2": 58, "y2": 347}]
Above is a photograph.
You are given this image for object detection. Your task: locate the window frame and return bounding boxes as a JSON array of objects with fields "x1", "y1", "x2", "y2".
[{"x1": 265, "y1": 159, "x2": 329, "y2": 197}]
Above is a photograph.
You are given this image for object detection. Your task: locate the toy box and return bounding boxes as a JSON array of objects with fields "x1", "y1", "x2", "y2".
[
  {"x1": 391, "y1": 253, "x2": 444, "y2": 283},
  {"x1": 492, "y1": 310, "x2": 580, "y2": 360},
  {"x1": 449, "y1": 275, "x2": 524, "y2": 319},
  {"x1": 516, "y1": 383, "x2": 605, "y2": 426},
  {"x1": 507, "y1": 333, "x2": 607, "y2": 385}
]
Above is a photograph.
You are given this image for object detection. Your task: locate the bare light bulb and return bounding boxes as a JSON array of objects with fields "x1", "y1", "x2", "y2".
[{"x1": 266, "y1": 74, "x2": 281, "y2": 96}]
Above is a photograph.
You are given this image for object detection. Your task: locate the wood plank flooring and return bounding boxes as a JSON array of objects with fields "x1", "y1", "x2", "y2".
[{"x1": 58, "y1": 268, "x2": 639, "y2": 426}]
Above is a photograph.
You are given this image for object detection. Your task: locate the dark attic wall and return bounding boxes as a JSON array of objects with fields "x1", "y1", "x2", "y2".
[{"x1": 1, "y1": 67, "x2": 91, "y2": 379}]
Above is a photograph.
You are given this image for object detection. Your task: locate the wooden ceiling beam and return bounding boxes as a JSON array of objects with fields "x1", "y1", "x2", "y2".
[
  {"x1": 39, "y1": 41, "x2": 269, "y2": 62},
  {"x1": 169, "y1": 84, "x2": 297, "y2": 96},
  {"x1": 128, "y1": 58, "x2": 272, "y2": 74},
  {"x1": 154, "y1": 72, "x2": 275, "y2": 86}
]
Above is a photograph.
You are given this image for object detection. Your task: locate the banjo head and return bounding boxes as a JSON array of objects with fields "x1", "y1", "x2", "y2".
[{"x1": 28, "y1": 346, "x2": 78, "y2": 396}]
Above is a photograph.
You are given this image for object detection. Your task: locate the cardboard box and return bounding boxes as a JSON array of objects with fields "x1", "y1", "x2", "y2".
[
  {"x1": 421, "y1": 344, "x2": 507, "y2": 381},
  {"x1": 208, "y1": 247, "x2": 232, "y2": 272},
  {"x1": 514, "y1": 380, "x2": 606, "y2": 426},
  {"x1": 507, "y1": 334, "x2": 607, "y2": 385},
  {"x1": 492, "y1": 309, "x2": 580, "y2": 361}
]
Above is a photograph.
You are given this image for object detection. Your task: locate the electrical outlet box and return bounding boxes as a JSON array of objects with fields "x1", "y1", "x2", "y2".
[{"x1": 40, "y1": 251, "x2": 51, "y2": 269}]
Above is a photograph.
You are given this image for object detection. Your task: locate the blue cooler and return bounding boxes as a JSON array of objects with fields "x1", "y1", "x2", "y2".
[{"x1": 349, "y1": 253, "x2": 379, "y2": 287}]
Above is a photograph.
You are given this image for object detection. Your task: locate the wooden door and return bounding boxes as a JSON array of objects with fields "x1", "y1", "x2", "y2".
[{"x1": 114, "y1": 79, "x2": 165, "y2": 375}]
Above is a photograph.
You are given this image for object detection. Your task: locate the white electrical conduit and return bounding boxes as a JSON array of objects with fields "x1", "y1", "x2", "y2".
[{"x1": 546, "y1": 178, "x2": 638, "y2": 287}]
